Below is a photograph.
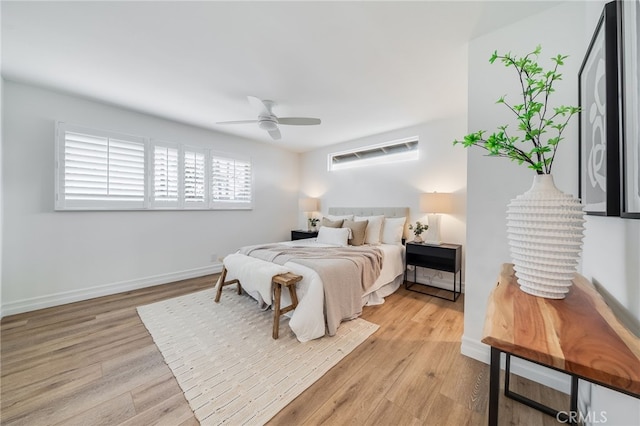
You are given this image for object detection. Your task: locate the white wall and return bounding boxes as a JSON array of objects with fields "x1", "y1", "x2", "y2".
[
  {"x1": 579, "y1": 1, "x2": 640, "y2": 423},
  {"x1": 1, "y1": 5, "x2": 4, "y2": 319},
  {"x1": 463, "y1": 1, "x2": 586, "y2": 360},
  {"x1": 463, "y1": 1, "x2": 639, "y2": 423},
  {"x1": 1, "y1": 81, "x2": 299, "y2": 315},
  {"x1": 299, "y1": 115, "x2": 468, "y2": 286},
  {"x1": 0, "y1": 75, "x2": 3, "y2": 319}
]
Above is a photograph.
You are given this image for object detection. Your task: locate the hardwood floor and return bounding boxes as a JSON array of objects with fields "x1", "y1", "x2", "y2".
[{"x1": 1, "y1": 275, "x2": 568, "y2": 425}]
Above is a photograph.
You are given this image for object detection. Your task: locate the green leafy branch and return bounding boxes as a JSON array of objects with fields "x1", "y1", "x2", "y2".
[
  {"x1": 454, "y1": 46, "x2": 580, "y2": 174},
  {"x1": 408, "y1": 221, "x2": 428, "y2": 236}
]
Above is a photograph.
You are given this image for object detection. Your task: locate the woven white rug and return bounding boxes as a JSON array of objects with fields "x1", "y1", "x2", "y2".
[{"x1": 137, "y1": 288, "x2": 378, "y2": 425}]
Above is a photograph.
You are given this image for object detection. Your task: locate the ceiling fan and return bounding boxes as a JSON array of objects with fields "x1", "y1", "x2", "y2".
[{"x1": 217, "y1": 96, "x2": 321, "y2": 140}]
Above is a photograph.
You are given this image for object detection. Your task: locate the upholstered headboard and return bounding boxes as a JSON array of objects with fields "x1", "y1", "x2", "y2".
[
  {"x1": 327, "y1": 207, "x2": 410, "y2": 238},
  {"x1": 327, "y1": 207, "x2": 409, "y2": 219}
]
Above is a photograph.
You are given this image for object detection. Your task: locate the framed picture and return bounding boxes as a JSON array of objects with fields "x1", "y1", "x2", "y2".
[
  {"x1": 620, "y1": 0, "x2": 640, "y2": 218},
  {"x1": 578, "y1": 1, "x2": 620, "y2": 216}
]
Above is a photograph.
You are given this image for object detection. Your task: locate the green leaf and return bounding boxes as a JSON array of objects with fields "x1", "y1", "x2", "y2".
[{"x1": 453, "y1": 45, "x2": 579, "y2": 174}]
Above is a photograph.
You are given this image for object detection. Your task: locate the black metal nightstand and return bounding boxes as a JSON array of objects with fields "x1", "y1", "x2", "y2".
[
  {"x1": 291, "y1": 229, "x2": 318, "y2": 241},
  {"x1": 404, "y1": 241, "x2": 462, "y2": 301}
]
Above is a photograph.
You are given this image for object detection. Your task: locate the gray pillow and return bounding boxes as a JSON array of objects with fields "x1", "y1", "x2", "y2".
[
  {"x1": 321, "y1": 218, "x2": 344, "y2": 228},
  {"x1": 343, "y1": 219, "x2": 368, "y2": 246}
]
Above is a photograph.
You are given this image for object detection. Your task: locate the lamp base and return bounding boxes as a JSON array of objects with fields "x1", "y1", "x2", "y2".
[{"x1": 424, "y1": 214, "x2": 442, "y2": 245}]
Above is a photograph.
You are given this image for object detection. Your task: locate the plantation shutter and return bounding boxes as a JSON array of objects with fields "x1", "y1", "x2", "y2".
[
  {"x1": 184, "y1": 148, "x2": 206, "y2": 206},
  {"x1": 58, "y1": 125, "x2": 146, "y2": 209},
  {"x1": 55, "y1": 122, "x2": 252, "y2": 211},
  {"x1": 211, "y1": 154, "x2": 252, "y2": 209},
  {"x1": 152, "y1": 144, "x2": 179, "y2": 206}
]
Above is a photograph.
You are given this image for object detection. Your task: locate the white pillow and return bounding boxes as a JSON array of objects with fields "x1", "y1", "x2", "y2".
[
  {"x1": 325, "y1": 214, "x2": 354, "y2": 221},
  {"x1": 381, "y1": 217, "x2": 406, "y2": 244},
  {"x1": 355, "y1": 215, "x2": 385, "y2": 245},
  {"x1": 316, "y1": 226, "x2": 350, "y2": 246}
]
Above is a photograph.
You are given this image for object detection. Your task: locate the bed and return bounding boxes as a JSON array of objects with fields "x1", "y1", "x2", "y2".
[{"x1": 221, "y1": 207, "x2": 408, "y2": 342}]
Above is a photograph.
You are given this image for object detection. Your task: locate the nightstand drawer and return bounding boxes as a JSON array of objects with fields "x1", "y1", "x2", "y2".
[
  {"x1": 405, "y1": 242, "x2": 461, "y2": 273},
  {"x1": 291, "y1": 230, "x2": 318, "y2": 240}
]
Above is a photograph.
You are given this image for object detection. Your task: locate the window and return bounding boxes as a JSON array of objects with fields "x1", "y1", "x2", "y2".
[
  {"x1": 56, "y1": 123, "x2": 146, "y2": 210},
  {"x1": 152, "y1": 142, "x2": 179, "y2": 207},
  {"x1": 184, "y1": 148, "x2": 207, "y2": 207},
  {"x1": 211, "y1": 154, "x2": 253, "y2": 209},
  {"x1": 328, "y1": 136, "x2": 419, "y2": 171},
  {"x1": 55, "y1": 122, "x2": 253, "y2": 210}
]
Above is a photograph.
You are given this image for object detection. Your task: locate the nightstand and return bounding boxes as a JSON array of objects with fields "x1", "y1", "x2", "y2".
[
  {"x1": 291, "y1": 229, "x2": 318, "y2": 241},
  {"x1": 404, "y1": 241, "x2": 462, "y2": 301}
]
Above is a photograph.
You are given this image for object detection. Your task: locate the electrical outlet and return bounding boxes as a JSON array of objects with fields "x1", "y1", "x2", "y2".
[{"x1": 211, "y1": 253, "x2": 218, "y2": 263}]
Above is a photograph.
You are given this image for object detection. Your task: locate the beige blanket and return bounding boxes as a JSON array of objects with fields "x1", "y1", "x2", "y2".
[{"x1": 238, "y1": 244, "x2": 384, "y2": 335}]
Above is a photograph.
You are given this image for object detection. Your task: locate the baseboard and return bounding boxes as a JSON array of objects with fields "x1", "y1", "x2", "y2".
[
  {"x1": 1, "y1": 263, "x2": 223, "y2": 317},
  {"x1": 461, "y1": 335, "x2": 571, "y2": 394}
]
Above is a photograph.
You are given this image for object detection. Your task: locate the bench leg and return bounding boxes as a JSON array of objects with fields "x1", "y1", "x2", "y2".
[
  {"x1": 288, "y1": 285, "x2": 299, "y2": 309},
  {"x1": 214, "y1": 266, "x2": 228, "y2": 303},
  {"x1": 273, "y1": 284, "x2": 282, "y2": 339},
  {"x1": 214, "y1": 266, "x2": 242, "y2": 303}
]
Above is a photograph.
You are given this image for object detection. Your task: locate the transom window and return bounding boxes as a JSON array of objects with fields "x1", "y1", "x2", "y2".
[{"x1": 328, "y1": 136, "x2": 419, "y2": 171}]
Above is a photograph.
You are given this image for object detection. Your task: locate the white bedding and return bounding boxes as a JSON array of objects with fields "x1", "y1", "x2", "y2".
[{"x1": 223, "y1": 239, "x2": 405, "y2": 342}]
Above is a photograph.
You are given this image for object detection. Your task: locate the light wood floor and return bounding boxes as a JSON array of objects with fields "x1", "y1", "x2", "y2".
[{"x1": 1, "y1": 275, "x2": 568, "y2": 425}]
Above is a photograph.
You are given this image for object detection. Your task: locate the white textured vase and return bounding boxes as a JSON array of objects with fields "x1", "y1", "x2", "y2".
[{"x1": 506, "y1": 174, "x2": 585, "y2": 299}]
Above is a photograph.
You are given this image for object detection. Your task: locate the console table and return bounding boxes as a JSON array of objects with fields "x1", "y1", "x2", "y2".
[{"x1": 482, "y1": 264, "x2": 640, "y2": 426}]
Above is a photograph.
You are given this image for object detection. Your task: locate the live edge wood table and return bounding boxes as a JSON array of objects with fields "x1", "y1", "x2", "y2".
[{"x1": 482, "y1": 264, "x2": 640, "y2": 426}]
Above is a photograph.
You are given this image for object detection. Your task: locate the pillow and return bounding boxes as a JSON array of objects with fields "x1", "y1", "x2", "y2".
[
  {"x1": 321, "y1": 217, "x2": 344, "y2": 228},
  {"x1": 342, "y1": 219, "x2": 368, "y2": 246},
  {"x1": 325, "y1": 214, "x2": 354, "y2": 221},
  {"x1": 316, "y1": 226, "x2": 350, "y2": 246},
  {"x1": 354, "y1": 215, "x2": 385, "y2": 245},
  {"x1": 381, "y1": 217, "x2": 406, "y2": 244}
]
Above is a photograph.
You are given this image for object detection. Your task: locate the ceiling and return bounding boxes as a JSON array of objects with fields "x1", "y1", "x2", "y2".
[{"x1": 1, "y1": 1, "x2": 563, "y2": 153}]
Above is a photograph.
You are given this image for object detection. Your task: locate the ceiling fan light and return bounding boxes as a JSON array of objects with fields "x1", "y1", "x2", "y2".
[{"x1": 258, "y1": 119, "x2": 278, "y2": 131}]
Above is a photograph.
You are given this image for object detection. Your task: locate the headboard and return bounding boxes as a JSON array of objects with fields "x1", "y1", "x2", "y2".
[
  {"x1": 327, "y1": 207, "x2": 410, "y2": 238},
  {"x1": 327, "y1": 207, "x2": 409, "y2": 219}
]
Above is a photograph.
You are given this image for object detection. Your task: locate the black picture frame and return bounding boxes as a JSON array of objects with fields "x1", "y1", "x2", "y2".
[
  {"x1": 578, "y1": 1, "x2": 621, "y2": 216},
  {"x1": 619, "y1": 0, "x2": 640, "y2": 218}
]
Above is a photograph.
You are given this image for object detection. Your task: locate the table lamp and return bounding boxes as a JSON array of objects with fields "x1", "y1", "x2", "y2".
[
  {"x1": 420, "y1": 192, "x2": 453, "y2": 245},
  {"x1": 298, "y1": 197, "x2": 319, "y2": 230}
]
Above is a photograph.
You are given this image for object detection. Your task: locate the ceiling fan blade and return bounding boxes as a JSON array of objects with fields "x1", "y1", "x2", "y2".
[
  {"x1": 268, "y1": 128, "x2": 282, "y2": 140},
  {"x1": 247, "y1": 96, "x2": 270, "y2": 115},
  {"x1": 216, "y1": 120, "x2": 259, "y2": 125},
  {"x1": 277, "y1": 117, "x2": 321, "y2": 125}
]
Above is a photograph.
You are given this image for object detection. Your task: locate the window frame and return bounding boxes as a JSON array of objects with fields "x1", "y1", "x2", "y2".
[
  {"x1": 210, "y1": 151, "x2": 254, "y2": 210},
  {"x1": 328, "y1": 136, "x2": 419, "y2": 171},
  {"x1": 55, "y1": 122, "x2": 253, "y2": 211},
  {"x1": 149, "y1": 139, "x2": 180, "y2": 209},
  {"x1": 183, "y1": 145, "x2": 209, "y2": 209},
  {"x1": 55, "y1": 122, "x2": 149, "y2": 211}
]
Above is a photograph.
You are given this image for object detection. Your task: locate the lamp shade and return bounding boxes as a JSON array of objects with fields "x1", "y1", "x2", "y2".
[
  {"x1": 298, "y1": 197, "x2": 319, "y2": 212},
  {"x1": 420, "y1": 192, "x2": 453, "y2": 214}
]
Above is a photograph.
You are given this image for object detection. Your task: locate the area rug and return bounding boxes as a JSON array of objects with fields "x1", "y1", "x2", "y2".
[{"x1": 137, "y1": 287, "x2": 378, "y2": 425}]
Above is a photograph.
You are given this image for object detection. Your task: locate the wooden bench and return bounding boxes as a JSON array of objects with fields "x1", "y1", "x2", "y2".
[{"x1": 214, "y1": 266, "x2": 302, "y2": 339}]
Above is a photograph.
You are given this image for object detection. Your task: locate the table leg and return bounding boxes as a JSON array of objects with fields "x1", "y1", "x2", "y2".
[
  {"x1": 489, "y1": 347, "x2": 500, "y2": 426},
  {"x1": 570, "y1": 376, "x2": 579, "y2": 425}
]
